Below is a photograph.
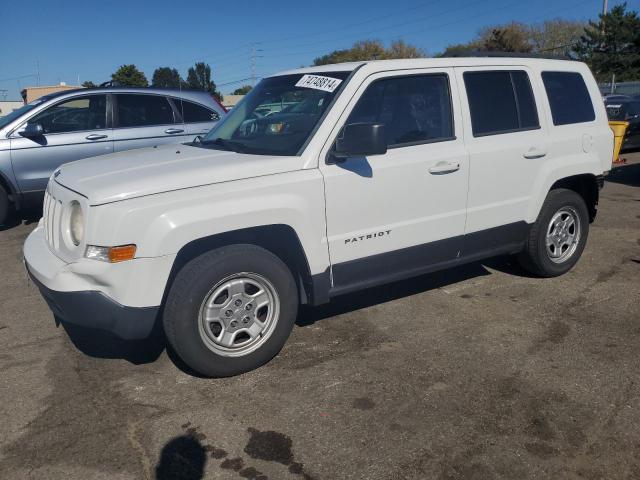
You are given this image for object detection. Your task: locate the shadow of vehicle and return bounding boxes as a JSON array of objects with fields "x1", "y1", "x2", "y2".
[
  {"x1": 607, "y1": 162, "x2": 640, "y2": 188},
  {"x1": 58, "y1": 256, "x2": 528, "y2": 374},
  {"x1": 297, "y1": 259, "x2": 510, "y2": 326},
  {"x1": 60, "y1": 319, "x2": 165, "y2": 365},
  {"x1": 155, "y1": 434, "x2": 207, "y2": 480}
]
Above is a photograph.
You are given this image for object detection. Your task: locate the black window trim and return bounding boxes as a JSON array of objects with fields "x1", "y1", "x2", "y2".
[
  {"x1": 335, "y1": 71, "x2": 457, "y2": 155},
  {"x1": 112, "y1": 93, "x2": 178, "y2": 129},
  {"x1": 541, "y1": 70, "x2": 596, "y2": 126},
  {"x1": 169, "y1": 97, "x2": 219, "y2": 124},
  {"x1": 464, "y1": 69, "x2": 541, "y2": 138},
  {"x1": 12, "y1": 93, "x2": 110, "y2": 137}
]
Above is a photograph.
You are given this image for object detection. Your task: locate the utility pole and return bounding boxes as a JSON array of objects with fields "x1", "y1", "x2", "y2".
[
  {"x1": 36, "y1": 60, "x2": 40, "y2": 86},
  {"x1": 250, "y1": 43, "x2": 263, "y2": 87},
  {"x1": 602, "y1": 0, "x2": 608, "y2": 15}
]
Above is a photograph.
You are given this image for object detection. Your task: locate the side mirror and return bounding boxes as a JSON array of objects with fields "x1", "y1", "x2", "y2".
[
  {"x1": 20, "y1": 123, "x2": 44, "y2": 138},
  {"x1": 331, "y1": 123, "x2": 386, "y2": 161}
]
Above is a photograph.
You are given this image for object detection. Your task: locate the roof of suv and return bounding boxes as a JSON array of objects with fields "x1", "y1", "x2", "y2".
[
  {"x1": 35, "y1": 87, "x2": 219, "y2": 108},
  {"x1": 273, "y1": 56, "x2": 582, "y2": 77}
]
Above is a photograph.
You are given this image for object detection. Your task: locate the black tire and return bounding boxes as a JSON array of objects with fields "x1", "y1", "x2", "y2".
[
  {"x1": 163, "y1": 244, "x2": 298, "y2": 377},
  {"x1": 518, "y1": 188, "x2": 589, "y2": 277},
  {"x1": 0, "y1": 184, "x2": 9, "y2": 226}
]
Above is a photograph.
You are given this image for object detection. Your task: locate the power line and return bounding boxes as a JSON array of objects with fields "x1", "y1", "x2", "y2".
[{"x1": 0, "y1": 73, "x2": 38, "y2": 83}]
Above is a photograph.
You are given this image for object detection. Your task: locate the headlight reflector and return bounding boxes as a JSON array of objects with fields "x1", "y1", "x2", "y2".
[{"x1": 69, "y1": 201, "x2": 84, "y2": 246}]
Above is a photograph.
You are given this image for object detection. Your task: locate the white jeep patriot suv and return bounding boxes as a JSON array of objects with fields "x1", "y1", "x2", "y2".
[{"x1": 24, "y1": 57, "x2": 613, "y2": 376}]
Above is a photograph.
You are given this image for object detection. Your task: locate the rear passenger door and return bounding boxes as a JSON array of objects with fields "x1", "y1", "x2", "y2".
[
  {"x1": 173, "y1": 98, "x2": 221, "y2": 139},
  {"x1": 112, "y1": 93, "x2": 187, "y2": 152},
  {"x1": 455, "y1": 67, "x2": 548, "y2": 255}
]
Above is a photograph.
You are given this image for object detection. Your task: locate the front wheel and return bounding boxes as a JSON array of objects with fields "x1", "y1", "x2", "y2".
[
  {"x1": 518, "y1": 188, "x2": 590, "y2": 277},
  {"x1": 163, "y1": 244, "x2": 298, "y2": 377}
]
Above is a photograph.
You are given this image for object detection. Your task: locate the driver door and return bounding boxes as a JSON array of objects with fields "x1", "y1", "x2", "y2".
[
  {"x1": 320, "y1": 69, "x2": 469, "y2": 293},
  {"x1": 10, "y1": 94, "x2": 113, "y2": 197}
]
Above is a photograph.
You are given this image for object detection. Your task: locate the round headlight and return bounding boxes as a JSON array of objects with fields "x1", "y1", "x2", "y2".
[{"x1": 69, "y1": 201, "x2": 84, "y2": 246}]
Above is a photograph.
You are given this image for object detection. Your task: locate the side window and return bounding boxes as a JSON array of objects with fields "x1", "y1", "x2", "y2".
[
  {"x1": 28, "y1": 95, "x2": 107, "y2": 134},
  {"x1": 346, "y1": 74, "x2": 454, "y2": 148},
  {"x1": 116, "y1": 94, "x2": 175, "y2": 128},
  {"x1": 464, "y1": 70, "x2": 539, "y2": 137},
  {"x1": 176, "y1": 99, "x2": 220, "y2": 123},
  {"x1": 542, "y1": 72, "x2": 595, "y2": 125}
]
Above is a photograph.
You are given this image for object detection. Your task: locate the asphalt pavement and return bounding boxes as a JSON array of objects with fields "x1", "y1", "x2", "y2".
[{"x1": 1, "y1": 155, "x2": 639, "y2": 480}]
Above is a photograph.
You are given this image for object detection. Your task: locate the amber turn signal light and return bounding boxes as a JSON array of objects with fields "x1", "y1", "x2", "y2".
[{"x1": 108, "y1": 244, "x2": 137, "y2": 263}]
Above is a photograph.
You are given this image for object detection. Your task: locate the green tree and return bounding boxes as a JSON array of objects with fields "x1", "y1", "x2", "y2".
[
  {"x1": 111, "y1": 64, "x2": 148, "y2": 87},
  {"x1": 313, "y1": 39, "x2": 425, "y2": 65},
  {"x1": 81, "y1": 80, "x2": 97, "y2": 88},
  {"x1": 574, "y1": 3, "x2": 640, "y2": 81},
  {"x1": 232, "y1": 85, "x2": 253, "y2": 95},
  {"x1": 152, "y1": 67, "x2": 185, "y2": 88},
  {"x1": 187, "y1": 62, "x2": 222, "y2": 101}
]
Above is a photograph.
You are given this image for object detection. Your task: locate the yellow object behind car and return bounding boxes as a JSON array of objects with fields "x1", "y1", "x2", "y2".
[{"x1": 609, "y1": 120, "x2": 629, "y2": 163}]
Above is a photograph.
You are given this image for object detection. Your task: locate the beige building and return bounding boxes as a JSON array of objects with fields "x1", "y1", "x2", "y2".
[
  {"x1": 222, "y1": 94, "x2": 245, "y2": 110},
  {"x1": 0, "y1": 101, "x2": 24, "y2": 116},
  {"x1": 21, "y1": 83, "x2": 81, "y2": 103}
]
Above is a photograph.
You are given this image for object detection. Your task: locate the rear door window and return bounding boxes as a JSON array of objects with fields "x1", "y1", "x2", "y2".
[
  {"x1": 541, "y1": 72, "x2": 595, "y2": 125},
  {"x1": 463, "y1": 70, "x2": 539, "y2": 137},
  {"x1": 115, "y1": 94, "x2": 175, "y2": 128}
]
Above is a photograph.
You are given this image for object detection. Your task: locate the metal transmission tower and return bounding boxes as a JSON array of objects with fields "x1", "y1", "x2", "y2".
[{"x1": 250, "y1": 43, "x2": 263, "y2": 87}]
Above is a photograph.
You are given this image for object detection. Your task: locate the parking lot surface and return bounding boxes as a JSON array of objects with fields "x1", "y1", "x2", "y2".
[{"x1": 1, "y1": 156, "x2": 639, "y2": 480}]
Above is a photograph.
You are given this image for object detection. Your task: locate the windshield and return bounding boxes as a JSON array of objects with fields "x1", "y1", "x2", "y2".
[
  {"x1": 0, "y1": 101, "x2": 41, "y2": 130},
  {"x1": 200, "y1": 72, "x2": 350, "y2": 156}
]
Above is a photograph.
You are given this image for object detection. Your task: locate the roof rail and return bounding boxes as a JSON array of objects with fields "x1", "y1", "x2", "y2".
[{"x1": 443, "y1": 50, "x2": 574, "y2": 61}]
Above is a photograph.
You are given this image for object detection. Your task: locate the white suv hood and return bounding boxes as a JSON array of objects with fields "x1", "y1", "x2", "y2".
[{"x1": 54, "y1": 143, "x2": 303, "y2": 205}]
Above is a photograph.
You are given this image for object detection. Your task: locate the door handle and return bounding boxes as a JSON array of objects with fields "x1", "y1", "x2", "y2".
[
  {"x1": 429, "y1": 162, "x2": 460, "y2": 175},
  {"x1": 85, "y1": 134, "x2": 108, "y2": 141},
  {"x1": 165, "y1": 128, "x2": 185, "y2": 134},
  {"x1": 523, "y1": 147, "x2": 547, "y2": 159}
]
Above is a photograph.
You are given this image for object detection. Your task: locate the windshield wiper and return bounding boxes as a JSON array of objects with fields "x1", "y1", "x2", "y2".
[{"x1": 202, "y1": 137, "x2": 246, "y2": 153}]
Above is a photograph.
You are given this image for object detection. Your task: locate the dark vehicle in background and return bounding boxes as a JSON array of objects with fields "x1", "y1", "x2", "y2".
[
  {"x1": 0, "y1": 87, "x2": 225, "y2": 225},
  {"x1": 605, "y1": 98, "x2": 640, "y2": 152}
]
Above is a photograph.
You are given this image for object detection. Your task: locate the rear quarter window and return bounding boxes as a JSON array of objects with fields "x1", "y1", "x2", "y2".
[
  {"x1": 176, "y1": 99, "x2": 220, "y2": 123},
  {"x1": 542, "y1": 72, "x2": 595, "y2": 126}
]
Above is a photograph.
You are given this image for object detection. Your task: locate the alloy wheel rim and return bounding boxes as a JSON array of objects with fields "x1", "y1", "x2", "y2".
[
  {"x1": 545, "y1": 206, "x2": 581, "y2": 264},
  {"x1": 198, "y1": 273, "x2": 279, "y2": 357}
]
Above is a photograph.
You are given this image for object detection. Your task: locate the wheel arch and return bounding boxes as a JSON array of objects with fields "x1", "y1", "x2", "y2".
[
  {"x1": 0, "y1": 170, "x2": 19, "y2": 210},
  {"x1": 161, "y1": 224, "x2": 322, "y2": 308},
  {"x1": 549, "y1": 173, "x2": 601, "y2": 222}
]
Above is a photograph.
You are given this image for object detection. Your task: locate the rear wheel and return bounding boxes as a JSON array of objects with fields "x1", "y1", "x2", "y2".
[
  {"x1": 163, "y1": 244, "x2": 298, "y2": 377},
  {"x1": 518, "y1": 188, "x2": 589, "y2": 277},
  {"x1": 0, "y1": 184, "x2": 10, "y2": 226}
]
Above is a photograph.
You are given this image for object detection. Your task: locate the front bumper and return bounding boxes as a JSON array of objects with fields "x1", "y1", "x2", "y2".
[
  {"x1": 24, "y1": 225, "x2": 172, "y2": 339},
  {"x1": 27, "y1": 267, "x2": 159, "y2": 339}
]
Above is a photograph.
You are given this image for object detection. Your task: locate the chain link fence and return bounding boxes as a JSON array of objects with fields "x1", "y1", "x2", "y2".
[{"x1": 599, "y1": 81, "x2": 640, "y2": 96}]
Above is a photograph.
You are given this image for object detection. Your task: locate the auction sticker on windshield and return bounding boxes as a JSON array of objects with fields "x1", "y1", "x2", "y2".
[{"x1": 295, "y1": 75, "x2": 343, "y2": 92}]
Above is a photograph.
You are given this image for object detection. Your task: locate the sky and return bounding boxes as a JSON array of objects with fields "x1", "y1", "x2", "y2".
[{"x1": 0, "y1": 0, "x2": 636, "y2": 99}]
